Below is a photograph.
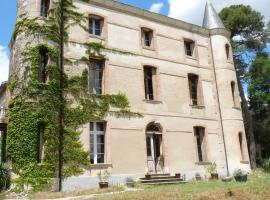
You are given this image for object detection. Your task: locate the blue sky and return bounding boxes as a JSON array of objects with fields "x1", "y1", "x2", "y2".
[{"x1": 0, "y1": 0, "x2": 269, "y2": 83}]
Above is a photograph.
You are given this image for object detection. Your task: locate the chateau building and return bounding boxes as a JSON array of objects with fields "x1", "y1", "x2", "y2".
[{"x1": 5, "y1": 0, "x2": 250, "y2": 190}]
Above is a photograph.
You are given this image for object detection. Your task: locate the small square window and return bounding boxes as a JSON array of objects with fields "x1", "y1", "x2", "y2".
[
  {"x1": 142, "y1": 28, "x2": 154, "y2": 48},
  {"x1": 89, "y1": 16, "x2": 103, "y2": 36},
  {"x1": 184, "y1": 40, "x2": 195, "y2": 57}
]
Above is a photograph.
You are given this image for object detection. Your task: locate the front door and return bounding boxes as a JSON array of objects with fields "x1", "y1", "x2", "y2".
[{"x1": 146, "y1": 134, "x2": 163, "y2": 173}]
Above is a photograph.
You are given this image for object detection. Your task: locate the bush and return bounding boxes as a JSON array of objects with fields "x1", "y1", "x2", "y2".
[
  {"x1": 262, "y1": 158, "x2": 270, "y2": 172},
  {"x1": 0, "y1": 164, "x2": 11, "y2": 191}
]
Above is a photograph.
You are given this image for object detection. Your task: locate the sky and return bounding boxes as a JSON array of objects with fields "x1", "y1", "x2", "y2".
[{"x1": 0, "y1": 0, "x2": 270, "y2": 83}]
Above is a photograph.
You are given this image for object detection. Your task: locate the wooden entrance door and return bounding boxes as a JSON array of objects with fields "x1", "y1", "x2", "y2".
[{"x1": 146, "y1": 134, "x2": 163, "y2": 173}]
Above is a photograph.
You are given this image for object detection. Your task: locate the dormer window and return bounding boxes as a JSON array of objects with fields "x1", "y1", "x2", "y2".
[
  {"x1": 141, "y1": 28, "x2": 154, "y2": 48},
  {"x1": 89, "y1": 15, "x2": 103, "y2": 36},
  {"x1": 184, "y1": 39, "x2": 195, "y2": 57},
  {"x1": 40, "y1": 0, "x2": 50, "y2": 17}
]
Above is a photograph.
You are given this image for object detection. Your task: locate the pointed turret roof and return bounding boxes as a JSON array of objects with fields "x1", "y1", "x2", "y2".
[{"x1": 202, "y1": 0, "x2": 225, "y2": 29}]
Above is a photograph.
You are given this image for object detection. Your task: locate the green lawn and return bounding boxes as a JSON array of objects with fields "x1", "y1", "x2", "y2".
[
  {"x1": 3, "y1": 170, "x2": 270, "y2": 200},
  {"x1": 91, "y1": 170, "x2": 270, "y2": 200}
]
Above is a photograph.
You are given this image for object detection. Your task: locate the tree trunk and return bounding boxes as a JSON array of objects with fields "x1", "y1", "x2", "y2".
[{"x1": 236, "y1": 70, "x2": 256, "y2": 169}]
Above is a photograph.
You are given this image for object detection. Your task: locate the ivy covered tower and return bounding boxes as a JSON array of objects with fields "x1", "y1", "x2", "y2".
[{"x1": 203, "y1": 0, "x2": 251, "y2": 174}]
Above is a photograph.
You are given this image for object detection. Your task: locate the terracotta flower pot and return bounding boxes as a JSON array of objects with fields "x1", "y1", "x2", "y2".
[
  {"x1": 211, "y1": 173, "x2": 219, "y2": 180},
  {"x1": 175, "y1": 173, "x2": 181, "y2": 178},
  {"x1": 99, "y1": 182, "x2": 109, "y2": 189},
  {"x1": 145, "y1": 174, "x2": 151, "y2": 180}
]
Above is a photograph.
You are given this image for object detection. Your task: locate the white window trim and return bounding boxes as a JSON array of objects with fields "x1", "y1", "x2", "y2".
[{"x1": 90, "y1": 122, "x2": 105, "y2": 164}]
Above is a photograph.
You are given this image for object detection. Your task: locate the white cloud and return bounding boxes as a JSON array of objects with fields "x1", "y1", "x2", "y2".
[
  {"x1": 0, "y1": 45, "x2": 9, "y2": 83},
  {"x1": 149, "y1": 2, "x2": 164, "y2": 13},
  {"x1": 168, "y1": 0, "x2": 270, "y2": 26}
]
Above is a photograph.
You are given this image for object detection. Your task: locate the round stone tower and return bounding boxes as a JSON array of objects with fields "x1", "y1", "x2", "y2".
[{"x1": 203, "y1": 0, "x2": 251, "y2": 174}]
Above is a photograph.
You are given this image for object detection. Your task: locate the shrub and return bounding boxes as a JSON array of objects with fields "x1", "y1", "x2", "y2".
[
  {"x1": 0, "y1": 164, "x2": 11, "y2": 191},
  {"x1": 262, "y1": 158, "x2": 270, "y2": 172},
  {"x1": 233, "y1": 169, "x2": 247, "y2": 176}
]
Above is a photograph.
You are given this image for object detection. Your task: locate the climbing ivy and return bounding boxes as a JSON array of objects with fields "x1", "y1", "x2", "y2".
[{"x1": 7, "y1": 0, "x2": 140, "y2": 191}]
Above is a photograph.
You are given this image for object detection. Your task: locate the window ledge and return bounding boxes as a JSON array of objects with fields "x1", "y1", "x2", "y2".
[
  {"x1": 186, "y1": 55, "x2": 197, "y2": 60},
  {"x1": 232, "y1": 106, "x2": 241, "y2": 111},
  {"x1": 89, "y1": 34, "x2": 105, "y2": 40},
  {"x1": 143, "y1": 99, "x2": 162, "y2": 104},
  {"x1": 240, "y1": 161, "x2": 249, "y2": 164},
  {"x1": 195, "y1": 162, "x2": 212, "y2": 165},
  {"x1": 142, "y1": 46, "x2": 155, "y2": 51},
  {"x1": 89, "y1": 163, "x2": 113, "y2": 169},
  {"x1": 190, "y1": 105, "x2": 205, "y2": 109}
]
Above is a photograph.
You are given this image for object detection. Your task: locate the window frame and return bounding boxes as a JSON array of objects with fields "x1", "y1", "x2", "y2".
[
  {"x1": 188, "y1": 74, "x2": 199, "y2": 106},
  {"x1": 141, "y1": 27, "x2": 155, "y2": 49},
  {"x1": 90, "y1": 122, "x2": 106, "y2": 164},
  {"x1": 88, "y1": 15, "x2": 104, "y2": 37},
  {"x1": 194, "y1": 127, "x2": 208, "y2": 162},
  {"x1": 143, "y1": 66, "x2": 156, "y2": 100},
  {"x1": 37, "y1": 122, "x2": 45, "y2": 163},
  {"x1": 88, "y1": 59, "x2": 104, "y2": 94},
  {"x1": 225, "y1": 44, "x2": 231, "y2": 60},
  {"x1": 184, "y1": 39, "x2": 195, "y2": 57},
  {"x1": 39, "y1": 48, "x2": 49, "y2": 83},
  {"x1": 40, "y1": 0, "x2": 50, "y2": 18}
]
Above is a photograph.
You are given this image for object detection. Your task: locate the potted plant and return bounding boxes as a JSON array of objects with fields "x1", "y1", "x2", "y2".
[
  {"x1": 145, "y1": 172, "x2": 151, "y2": 180},
  {"x1": 205, "y1": 162, "x2": 218, "y2": 180},
  {"x1": 97, "y1": 170, "x2": 111, "y2": 189},
  {"x1": 195, "y1": 172, "x2": 202, "y2": 181},
  {"x1": 0, "y1": 164, "x2": 11, "y2": 191},
  {"x1": 175, "y1": 173, "x2": 181, "y2": 179},
  {"x1": 126, "y1": 177, "x2": 135, "y2": 188},
  {"x1": 233, "y1": 169, "x2": 247, "y2": 182}
]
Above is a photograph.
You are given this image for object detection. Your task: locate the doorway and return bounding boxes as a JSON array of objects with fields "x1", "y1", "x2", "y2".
[{"x1": 146, "y1": 122, "x2": 163, "y2": 173}]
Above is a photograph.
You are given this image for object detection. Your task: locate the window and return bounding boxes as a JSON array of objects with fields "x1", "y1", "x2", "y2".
[
  {"x1": 188, "y1": 74, "x2": 199, "y2": 105},
  {"x1": 37, "y1": 123, "x2": 45, "y2": 163},
  {"x1": 225, "y1": 44, "x2": 230, "y2": 60},
  {"x1": 90, "y1": 122, "x2": 105, "y2": 164},
  {"x1": 231, "y1": 81, "x2": 236, "y2": 107},
  {"x1": 184, "y1": 40, "x2": 195, "y2": 57},
  {"x1": 39, "y1": 48, "x2": 48, "y2": 83},
  {"x1": 144, "y1": 66, "x2": 156, "y2": 100},
  {"x1": 142, "y1": 28, "x2": 154, "y2": 48},
  {"x1": 89, "y1": 60, "x2": 104, "y2": 94},
  {"x1": 194, "y1": 127, "x2": 207, "y2": 162},
  {"x1": 40, "y1": 0, "x2": 50, "y2": 17},
  {"x1": 89, "y1": 16, "x2": 103, "y2": 36},
  {"x1": 239, "y1": 132, "x2": 244, "y2": 160}
]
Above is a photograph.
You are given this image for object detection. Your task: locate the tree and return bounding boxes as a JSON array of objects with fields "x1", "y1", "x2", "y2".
[
  {"x1": 219, "y1": 5, "x2": 267, "y2": 169},
  {"x1": 248, "y1": 53, "x2": 270, "y2": 159}
]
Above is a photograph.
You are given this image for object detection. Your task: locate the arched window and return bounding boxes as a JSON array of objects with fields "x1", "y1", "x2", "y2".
[
  {"x1": 146, "y1": 122, "x2": 162, "y2": 133},
  {"x1": 225, "y1": 44, "x2": 230, "y2": 60},
  {"x1": 40, "y1": 0, "x2": 50, "y2": 17},
  {"x1": 239, "y1": 132, "x2": 244, "y2": 160},
  {"x1": 231, "y1": 81, "x2": 236, "y2": 107}
]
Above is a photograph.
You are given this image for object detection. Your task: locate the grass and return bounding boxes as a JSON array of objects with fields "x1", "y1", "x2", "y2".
[
  {"x1": 3, "y1": 170, "x2": 270, "y2": 200},
  {"x1": 91, "y1": 170, "x2": 270, "y2": 200}
]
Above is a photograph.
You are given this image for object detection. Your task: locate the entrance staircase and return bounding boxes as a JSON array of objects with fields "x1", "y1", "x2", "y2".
[{"x1": 139, "y1": 173, "x2": 186, "y2": 185}]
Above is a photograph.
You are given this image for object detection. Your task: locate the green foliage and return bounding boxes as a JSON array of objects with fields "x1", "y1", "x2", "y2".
[
  {"x1": 261, "y1": 158, "x2": 270, "y2": 172},
  {"x1": 248, "y1": 53, "x2": 270, "y2": 158},
  {"x1": 97, "y1": 170, "x2": 111, "y2": 182},
  {"x1": 0, "y1": 164, "x2": 11, "y2": 191},
  {"x1": 8, "y1": 0, "x2": 140, "y2": 192},
  {"x1": 204, "y1": 162, "x2": 217, "y2": 174}
]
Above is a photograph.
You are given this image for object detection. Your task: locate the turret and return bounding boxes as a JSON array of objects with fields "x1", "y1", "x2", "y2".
[{"x1": 203, "y1": 0, "x2": 251, "y2": 174}]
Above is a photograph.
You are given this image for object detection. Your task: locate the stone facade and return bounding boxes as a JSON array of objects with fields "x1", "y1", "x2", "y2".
[{"x1": 9, "y1": 0, "x2": 250, "y2": 190}]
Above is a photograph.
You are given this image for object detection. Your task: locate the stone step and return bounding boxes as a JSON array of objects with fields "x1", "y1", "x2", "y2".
[
  {"x1": 149, "y1": 173, "x2": 171, "y2": 177},
  {"x1": 143, "y1": 181, "x2": 187, "y2": 185},
  {"x1": 140, "y1": 178, "x2": 183, "y2": 184},
  {"x1": 140, "y1": 176, "x2": 177, "y2": 180}
]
